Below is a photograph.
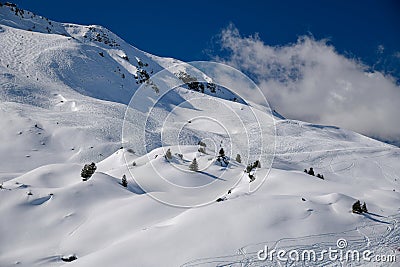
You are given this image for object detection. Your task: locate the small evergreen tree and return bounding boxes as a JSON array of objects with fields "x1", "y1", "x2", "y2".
[
  {"x1": 189, "y1": 158, "x2": 199, "y2": 172},
  {"x1": 219, "y1": 148, "x2": 225, "y2": 157},
  {"x1": 81, "y1": 162, "x2": 97, "y2": 181},
  {"x1": 361, "y1": 202, "x2": 368, "y2": 213},
  {"x1": 304, "y1": 169, "x2": 308, "y2": 173},
  {"x1": 352, "y1": 200, "x2": 362, "y2": 214},
  {"x1": 165, "y1": 148, "x2": 172, "y2": 160},
  {"x1": 122, "y1": 175, "x2": 128, "y2": 187},
  {"x1": 308, "y1": 167, "x2": 315, "y2": 176},
  {"x1": 235, "y1": 154, "x2": 241, "y2": 163}
]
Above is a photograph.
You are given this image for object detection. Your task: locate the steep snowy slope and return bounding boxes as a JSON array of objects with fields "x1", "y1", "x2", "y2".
[
  {"x1": 0, "y1": 3, "x2": 399, "y2": 267},
  {"x1": 0, "y1": 4, "x2": 145, "y2": 178},
  {"x1": 0, "y1": 3, "x2": 249, "y2": 178}
]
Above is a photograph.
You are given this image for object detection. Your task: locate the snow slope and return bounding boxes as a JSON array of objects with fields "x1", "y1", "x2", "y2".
[{"x1": 0, "y1": 3, "x2": 399, "y2": 267}]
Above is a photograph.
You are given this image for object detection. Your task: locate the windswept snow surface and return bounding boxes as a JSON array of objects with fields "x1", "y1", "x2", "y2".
[{"x1": 0, "y1": 3, "x2": 399, "y2": 267}]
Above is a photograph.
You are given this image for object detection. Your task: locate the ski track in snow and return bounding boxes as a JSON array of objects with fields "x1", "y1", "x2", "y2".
[{"x1": 181, "y1": 214, "x2": 400, "y2": 267}]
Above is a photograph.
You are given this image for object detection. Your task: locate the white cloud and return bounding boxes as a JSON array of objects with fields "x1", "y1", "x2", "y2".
[{"x1": 214, "y1": 24, "x2": 400, "y2": 143}]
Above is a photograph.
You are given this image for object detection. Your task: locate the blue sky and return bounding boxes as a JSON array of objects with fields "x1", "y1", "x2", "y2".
[
  {"x1": 3, "y1": 0, "x2": 400, "y2": 142},
  {"x1": 10, "y1": 0, "x2": 400, "y2": 78}
]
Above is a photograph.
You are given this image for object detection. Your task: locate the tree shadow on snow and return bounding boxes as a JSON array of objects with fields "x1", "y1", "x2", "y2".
[
  {"x1": 362, "y1": 213, "x2": 390, "y2": 224},
  {"x1": 198, "y1": 171, "x2": 226, "y2": 181}
]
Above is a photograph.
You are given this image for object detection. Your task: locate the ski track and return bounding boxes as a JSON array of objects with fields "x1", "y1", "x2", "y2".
[
  {"x1": 181, "y1": 145, "x2": 400, "y2": 267},
  {"x1": 181, "y1": 214, "x2": 400, "y2": 267}
]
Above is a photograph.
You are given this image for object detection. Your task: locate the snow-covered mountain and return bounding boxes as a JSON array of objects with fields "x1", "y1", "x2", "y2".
[{"x1": 0, "y1": 3, "x2": 399, "y2": 266}]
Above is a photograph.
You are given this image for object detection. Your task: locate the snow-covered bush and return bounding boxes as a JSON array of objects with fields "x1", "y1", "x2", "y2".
[
  {"x1": 121, "y1": 175, "x2": 128, "y2": 187},
  {"x1": 352, "y1": 200, "x2": 362, "y2": 214},
  {"x1": 235, "y1": 154, "x2": 241, "y2": 163},
  {"x1": 362, "y1": 202, "x2": 368, "y2": 213},
  {"x1": 81, "y1": 162, "x2": 97, "y2": 181},
  {"x1": 189, "y1": 158, "x2": 199, "y2": 172},
  {"x1": 165, "y1": 148, "x2": 172, "y2": 160}
]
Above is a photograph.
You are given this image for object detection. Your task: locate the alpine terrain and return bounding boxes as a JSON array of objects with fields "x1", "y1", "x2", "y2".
[{"x1": 0, "y1": 3, "x2": 399, "y2": 266}]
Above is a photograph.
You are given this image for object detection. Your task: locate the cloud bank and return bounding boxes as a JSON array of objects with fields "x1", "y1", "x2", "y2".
[{"x1": 215, "y1": 24, "x2": 400, "y2": 144}]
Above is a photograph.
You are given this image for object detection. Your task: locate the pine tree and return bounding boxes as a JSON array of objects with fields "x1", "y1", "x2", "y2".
[
  {"x1": 308, "y1": 167, "x2": 315, "y2": 176},
  {"x1": 219, "y1": 148, "x2": 225, "y2": 157},
  {"x1": 235, "y1": 154, "x2": 241, "y2": 163},
  {"x1": 352, "y1": 200, "x2": 362, "y2": 214},
  {"x1": 361, "y1": 202, "x2": 368, "y2": 213},
  {"x1": 189, "y1": 158, "x2": 199, "y2": 172},
  {"x1": 122, "y1": 175, "x2": 128, "y2": 187},
  {"x1": 165, "y1": 148, "x2": 172, "y2": 160},
  {"x1": 81, "y1": 162, "x2": 97, "y2": 181}
]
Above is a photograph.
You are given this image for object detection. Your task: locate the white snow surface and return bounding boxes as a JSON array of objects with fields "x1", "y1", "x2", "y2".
[{"x1": 0, "y1": 4, "x2": 399, "y2": 267}]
